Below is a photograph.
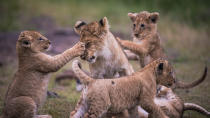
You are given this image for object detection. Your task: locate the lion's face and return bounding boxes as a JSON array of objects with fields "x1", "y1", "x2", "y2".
[
  {"x1": 128, "y1": 11, "x2": 159, "y2": 39},
  {"x1": 17, "y1": 31, "x2": 51, "y2": 53},
  {"x1": 155, "y1": 60, "x2": 176, "y2": 88},
  {"x1": 74, "y1": 17, "x2": 109, "y2": 63},
  {"x1": 157, "y1": 85, "x2": 172, "y2": 97},
  {"x1": 79, "y1": 34, "x2": 104, "y2": 63}
]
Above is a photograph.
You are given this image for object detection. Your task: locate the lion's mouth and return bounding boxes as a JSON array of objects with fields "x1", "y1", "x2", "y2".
[
  {"x1": 44, "y1": 46, "x2": 49, "y2": 50},
  {"x1": 43, "y1": 44, "x2": 51, "y2": 51}
]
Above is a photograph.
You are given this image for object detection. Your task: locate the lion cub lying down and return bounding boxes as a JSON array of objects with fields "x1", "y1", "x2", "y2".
[
  {"x1": 71, "y1": 59, "x2": 176, "y2": 118},
  {"x1": 139, "y1": 85, "x2": 210, "y2": 118},
  {"x1": 1, "y1": 31, "x2": 84, "y2": 118}
]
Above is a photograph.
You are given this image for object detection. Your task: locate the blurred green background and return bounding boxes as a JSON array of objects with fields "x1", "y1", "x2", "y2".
[
  {"x1": 0, "y1": 0, "x2": 210, "y2": 32},
  {"x1": 0, "y1": 0, "x2": 210, "y2": 118}
]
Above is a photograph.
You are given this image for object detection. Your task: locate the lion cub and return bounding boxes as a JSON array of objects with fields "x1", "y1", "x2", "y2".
[
  {"x1": 139, "y1": 85, "x2": 210, "y2": 118},
  {"x1": 74, "y1": 17, "x2": 134, "y2": 78},
  {"x1": 117, "y1": 11, "x2": 208, "y2": 89},
  {"x1": 71, "y1": 59, "x2": 176, "y2": 118},
  {"x1": 1, "y1": 31, "x2": 84, "y2": 118},
  {"x1": 117, "y1": 11, "x2": 165, "y2": 68},
  {"x1": 157, "y1": 86, "x2": 210, "y2": 118}
]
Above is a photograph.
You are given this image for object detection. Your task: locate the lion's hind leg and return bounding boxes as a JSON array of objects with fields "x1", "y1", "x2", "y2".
[
  {"x1": 140, "y1": 99, "x2": 168, "y2": 118},
  {"x1": 4, "y1": 96, "x2": 37, "y2": 118},
  {"x1": 84, "y1": 105, "x2": 108, "y2": 118},
  {"x1": 84, "y1": 96, "x2": 110, "y2": 118}
]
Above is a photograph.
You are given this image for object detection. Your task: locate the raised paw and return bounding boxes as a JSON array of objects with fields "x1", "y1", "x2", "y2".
[{"x1": 72, "y1": 42, "x2": 85, "y2": 56}]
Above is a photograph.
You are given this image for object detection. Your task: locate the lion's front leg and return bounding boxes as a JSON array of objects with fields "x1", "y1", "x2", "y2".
[
  {"x1": 139, "y1": 99, "x2": 168, "y2": 118},
  {"x1": 128, "y1": 106, "x2": 140, "y2": 118}
]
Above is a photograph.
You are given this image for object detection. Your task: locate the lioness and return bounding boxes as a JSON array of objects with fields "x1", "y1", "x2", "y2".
[
  {"x1": 1, "y1": 31, "x2": 84, "y2": 118},
  {"x1": 74, "y1": 17, "x2": 134, "y2": 78},
  {"x1": 71, "y1": 59, "x2": 176, "y2": 118},
  {"x1": 138, "y1": 85, "x2": 210, "y2": 118}
]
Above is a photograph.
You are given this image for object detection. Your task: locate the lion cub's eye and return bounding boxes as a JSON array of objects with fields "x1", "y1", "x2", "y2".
[
  {"x1": 38, "y1": 37, "x2": 44, "y2": 41},
  {"x1": 140, "y1": 24, "x2": 145, "y2": 28},
  {"x1": 133, "y1": 24, "x2": 136, "y2": 28}
]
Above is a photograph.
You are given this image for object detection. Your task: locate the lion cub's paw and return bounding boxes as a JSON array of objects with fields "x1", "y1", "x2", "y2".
[{"x1": 72, "y1": 42, "x2": 85, "y2": 56}]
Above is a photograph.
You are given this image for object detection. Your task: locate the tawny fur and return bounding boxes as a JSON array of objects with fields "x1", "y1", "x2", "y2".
[
  {"x1": 138, "y1": 85, "x2": 210, "y2": 118},
  {"x1": 117, "y1": 11, "x2": 165, "y2": 68},
  {"x1": 71, "y1": 17, "x2": 134, "y2": 118},
  {"x1": 71, "y1": 59, "x2": 177, "y2": 118},
  {"x1": 117, "y1": 11, "x2": 208, "y2": 89},
  {"x1": 1, "y1": 31, "x2": 85, "y2": 118},
  {"x1": 74, "y1": 17, "x2": 134, "y2": 78}
]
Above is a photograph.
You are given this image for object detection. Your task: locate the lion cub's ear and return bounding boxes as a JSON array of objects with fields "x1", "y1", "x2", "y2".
[
  {"x1": 157, "y1": 62, "x2": 164, "y2": 75},
  {"x1": 18, "y1": 31, "x2": 31, "y2": 48},
  {"x1": 21, "y1": 39, "x2": 31, "y2": 48},
  {"x1": 128, "y1": 13, "x2": 137, "y2": 22},
  {"x1": 149, "y1": 12, "x2": 159, "y2": 23},
  {"x1": 99, "y1": 17, "x2": 110, "y2": 31},
  {"x1": 74, "y1": 21, "x2": 87, "y2": 35}
]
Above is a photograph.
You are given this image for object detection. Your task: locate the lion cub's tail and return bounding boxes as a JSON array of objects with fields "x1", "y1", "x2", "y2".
[
  {"x1": 184, "y1": 103, "x2": 210, "y2": 116},
  {"x1": 72, "y1": 60, "x2": 93, "y2": 85},
  {"x1": 175, "y1": 66, "x2": 207, "y2": 89}
]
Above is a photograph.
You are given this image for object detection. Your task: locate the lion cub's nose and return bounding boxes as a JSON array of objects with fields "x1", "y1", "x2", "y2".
[{"x1": 90, "y1": 56, "x2": 95, "y2": 60}]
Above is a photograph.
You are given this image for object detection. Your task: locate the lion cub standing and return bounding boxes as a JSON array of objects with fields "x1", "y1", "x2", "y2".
[
  {"x1": 117, "y1": 11, "x2": 165, "y2": 68},
  {"x1": 71, "y1": 59, "x2": 176, "y2": 118},
  {"x1": 1, "y1": 31, "x2": 84, "y2": 118}
]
